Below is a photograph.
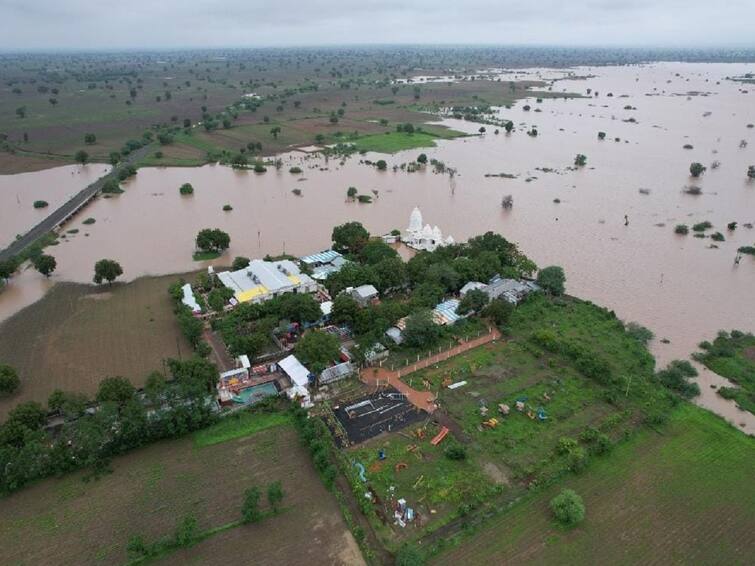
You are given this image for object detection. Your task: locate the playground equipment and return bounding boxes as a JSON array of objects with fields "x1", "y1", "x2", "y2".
[
  {"x1": 482, "y1": 418, "x2": 499, "y2": 429},
  {"x1": 354, "y1": 461, "x2": 366, "y2": 482},
  {"x1": 430, "y1": 426, "x2": 450, "y2": 445}
]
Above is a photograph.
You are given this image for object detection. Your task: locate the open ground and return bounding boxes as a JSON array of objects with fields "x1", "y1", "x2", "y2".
[
  {"x1": 0, "y1": 411, "x2": 363, "y2": 566},
  {"x1": 0, "y1": 273, "x2": 193, "y2": 418}
]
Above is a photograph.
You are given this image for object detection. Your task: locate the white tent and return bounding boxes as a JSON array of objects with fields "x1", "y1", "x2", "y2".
[{"x1": 278, "y1": 355, "x2": 311, "y2": 388}]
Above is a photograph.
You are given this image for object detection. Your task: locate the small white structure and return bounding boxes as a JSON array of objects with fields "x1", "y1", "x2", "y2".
[
  {"x1": 404, "y1": 207, "x2": 454, "y2": 252},
  {"x1": 278, "y1": 354, "x2": 313, "y2": 408},
  {"x1": 181, "y1": 283, "x2": 202, "y2": 314},
  {"x1": 459, "y1": 281, "x2": 487, "y2": 296},
  {"x1": 350, "y1": 284, "x2": 379, "y2": 307}
]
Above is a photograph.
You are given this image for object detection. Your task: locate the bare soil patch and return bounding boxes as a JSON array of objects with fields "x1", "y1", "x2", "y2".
[{"x1": 0, "y1": 273, "x2": 192, "y2": 418}]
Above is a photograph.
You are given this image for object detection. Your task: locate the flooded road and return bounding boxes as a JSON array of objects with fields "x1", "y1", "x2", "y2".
[{"x1": 0, "y1": 62, "x2": 753, "y2": 431}]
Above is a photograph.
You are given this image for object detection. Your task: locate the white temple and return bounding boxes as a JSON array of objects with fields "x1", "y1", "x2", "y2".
[{"x1": 404, "y1": 207, "x2": 454, "y2": 252}]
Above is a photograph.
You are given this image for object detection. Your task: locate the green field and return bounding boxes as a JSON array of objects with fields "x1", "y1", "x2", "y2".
[
  {"x1": 432, "y1": 404, "x2": 755, "y2": 564},
  {"x1": 695, "y1": 330, "x2": 755, "y2": 415}
]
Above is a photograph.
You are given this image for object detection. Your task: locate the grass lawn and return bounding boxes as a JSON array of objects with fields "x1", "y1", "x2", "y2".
[
  {"x1": 432, "y1": 404, "x2": 755, "y2": 564},
  {"x1": 193, "y1": 410, "x2": 292, "y2": 447},
  {"x1": 353, "y1": 132, "x2": 441, "y2": 154}
]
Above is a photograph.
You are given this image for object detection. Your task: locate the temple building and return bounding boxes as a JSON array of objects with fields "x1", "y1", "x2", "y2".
[{"x1": 404, "y1": 207, "x2": 454, "y2": 252}]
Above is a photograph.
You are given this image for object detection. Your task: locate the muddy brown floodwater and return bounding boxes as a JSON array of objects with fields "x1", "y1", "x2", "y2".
[{"x1": 0, "y1": 62, "x2": 753, "y2": 432}]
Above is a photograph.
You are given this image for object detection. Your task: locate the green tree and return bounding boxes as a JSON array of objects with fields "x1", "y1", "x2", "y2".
[
  {"x1": 179, "y1": 183, "x2": 194, "y2": 195},
  {"x1": 457, "y1": 289, "x2": 488, "y2": 315},
  {"x1": 346, "y1": 186, "x2": 358, "y2": 199},
  {"x1": 16, "y1": 106, "x2": 26, "y2": 118},
  {"x1": 0, "y1": 364, "x2": 20, "y2": 395},
  {"x1": 482, "y1": 298, "x2": 513, "y2": 328},
  {"x1": 417, "y1": 153, "x2": 428, "y2": 164},
  {"x1": 276, "y1": 293, "x2": 322, "y2": 324},
  {"x1": 689, "y1": 162, "x2": 706, "y2": 178},
  {"x1": 109, "y1": 152, "x2": 121, "y2": 165},
  {"x1": 232, "y1": 256, "x2": 250, "y2": 270},
  {"x1": 574, "y1": 154, "x2": 587, "y2": 167},
  {"x1": 96, "y1": 376, "x2": 135, "y2": 406},
  {"x1": 295, "y1": 330, "x2": 340, "y2": 373},
  {"x1": 207, "y1": 287, "x2": 234, "y2": 312},
  {"x1": 6, "y1": 401, "x2": 46, "y2": 430},
  {"x1": 74, "y1": 150, "x2": 89, "y2": 164},
  {"x1": 93, "y1": 259, "x2": 123, "y2": 284},
  {"x1": 267, "y1": 480, "x2": 284, "y2": 511},
  {"x1": 0, "y1": 258, "x2": 20, "y2": 281},
  {"x1": 331, "y1": 293, "x2": 360, "y2": 326},
  {"x1": 376, "y1": 159, "x2": 387, "y2": 171},
  {"x1": 195, "y1": 228, "x2": 230, "y2": 253},
  {"x1": 270, "y1": 126, "x2": 281, "y2": 138},
  {"x1": 84, "y1": 133, "x2": 96, "y2": 145},
  {"x1": 504, "y1": 120, "x2": 514, "y2": 133},
  {"x1": 331, "y1": 221, "x2": 369, "y2": 255},
  {"x1": 242, "y1": 486, "x2": 262, "y2": 523},
  {"x1": 360, "y1": 240, "x2": 398, "y2": 265},
  {"x1": 550, "y1": 489, "x2": 585, "y2": 526},
  {"x1": 32, "y1": 254, "x2": 56, "y2": 277},
  {"x1": 747, "y1": 165, "x2": 755, "y2": 179},
  {"x1": 402, "y1": 310, "x2": 440, "y2": 348},
  {"x1": 537, "y1": 266, "x2": 566, "y2": 295}
]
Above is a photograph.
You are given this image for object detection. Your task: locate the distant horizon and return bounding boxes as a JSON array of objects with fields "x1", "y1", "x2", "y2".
[
  {"x1": 3, "y1": 0, "x2": 755, "y2": 52},
  {"x1": 1, "y1": 43, "x2": 755, "y2": 56}
]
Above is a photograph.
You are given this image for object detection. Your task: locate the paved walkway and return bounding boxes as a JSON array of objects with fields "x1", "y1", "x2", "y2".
[{"x1": 360, "y1": 327, "x2": 501, "y2": 413}]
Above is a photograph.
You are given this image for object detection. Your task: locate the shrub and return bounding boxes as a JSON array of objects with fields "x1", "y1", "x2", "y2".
[
  {"x1": 101, "y1": 179, "x2": 123, "y2": 194},
  {"x1": 711, "y1": 232, "x2": 725, "y2": 242},
  {"x1": 376, "y1": 159, "x2": 387, "y2": 170},
  {"x1": 625, "y1": 322, "x2": 654, "y2": 345},
  {"x1": 222, "y1": 204, "x2": 233, "y2": 211},
  {"x1": 33, "y1": 200, "x2": 48, "y2": 209},
  {"x1": 179, "y1": 183, "x2": 194, "y2": 195},
  {"x1": 674, "y1": 224, "x2": 689, "y2": 235},
  {"x1": 289, "y1": 166, "x2": 303, "y2": 174},
  {"x1": 0, "y1": 364, "x2": 20, "y2": 395},
  {"x1": 173, "y1": 514, "x2": 198, "y2": 547},
  {"x1": 82, "y1": 217, "x2": 96, "y2": 225},
  {"x1": 444, "y1": 444, "x2": 467, "y2": 461},
  {"x1": 692, "y1": 221, "x2": 712, "y2": 232},
  {"x1": 550, "y1": 489, "x2": 585, "y2": 526},
  {"x1": 357, "y1": 194, "x2": 372, "y2": 203},
  {"x1": 689, "y1": 162, "x2": 706, "y2": 177},
  {"x1": 242, "y1": 486, "x2": 262, "y2": 523}
]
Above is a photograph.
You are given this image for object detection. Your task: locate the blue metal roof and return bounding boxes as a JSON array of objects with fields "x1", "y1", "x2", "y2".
[{"x1": 300, "y1": 250, "x2": 343, "y2": 265}]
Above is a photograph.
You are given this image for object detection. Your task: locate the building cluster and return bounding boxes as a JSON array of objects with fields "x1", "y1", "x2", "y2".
[{"x1": 196, "y1": 207, "x2": 537, "y2": 411}]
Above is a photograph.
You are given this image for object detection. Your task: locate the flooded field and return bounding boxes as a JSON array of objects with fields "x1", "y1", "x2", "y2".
[{"x1": 0, "y1": 62, "x2": 753, "y2": 430}]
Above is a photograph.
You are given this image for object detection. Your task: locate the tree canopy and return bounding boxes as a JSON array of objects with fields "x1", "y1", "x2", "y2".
[
  {"x1": 294, "y1": 330, "x2": 340, "y2": 374},
  {"x1": 537, "y1": 265, "x2": 566, "y2": 295},
  {"x1": 93, "y1": 259, "x2": 123, "y2": 285},
  {"x1": 331, "y1": 221, "x2": 369, "y2": 256},
  {"x1": 0, "y1": 364, "x2": 20, "y2": 395},
  {"x1": 195, "y1": 228, "x2": 231, "y2": 253}
]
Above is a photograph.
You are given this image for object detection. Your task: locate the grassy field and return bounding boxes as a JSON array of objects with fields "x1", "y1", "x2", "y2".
[
  {"x1": 432, "y1": 404, "x2": 755, "y2": 564},
  {"x1": 0, "y1": 273, "x2": 192, "y2": 418},
  {"x1": 695, "y1": 331, "x2": 755, "y2": 415},
  {"x1": 0, "y1": 410, "x2": 363, "y2": 565}
]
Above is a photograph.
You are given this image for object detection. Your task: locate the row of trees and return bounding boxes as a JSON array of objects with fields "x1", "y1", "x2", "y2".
[{"x1": 0, "y1": 357, "x2": 218, "y2": 494}]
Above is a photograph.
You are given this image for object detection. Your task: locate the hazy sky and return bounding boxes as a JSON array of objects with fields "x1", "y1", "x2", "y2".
[{"x1": 1, "y1": 0, "x2": 754, "y2": 51}]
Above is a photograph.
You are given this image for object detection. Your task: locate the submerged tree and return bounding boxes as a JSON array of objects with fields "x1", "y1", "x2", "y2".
[
  {"x1": 0, "y1": 364, "x2": 20, "y2": 395},
  {"x1": 93, "y1": 259, "x2": 123, "y2": 285},
  {"x1": 574, "y1": 154, "x2": 587, "y2": 167},
  {"x1": 747, "y1": 165, "x2": 755, "y2": 179},
  {"x1": 689, "y1": 162, "x2": 706, "y2": 178},
  {"x1": 32, "y1": 254, "x2": 56, "y2": 277}
]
